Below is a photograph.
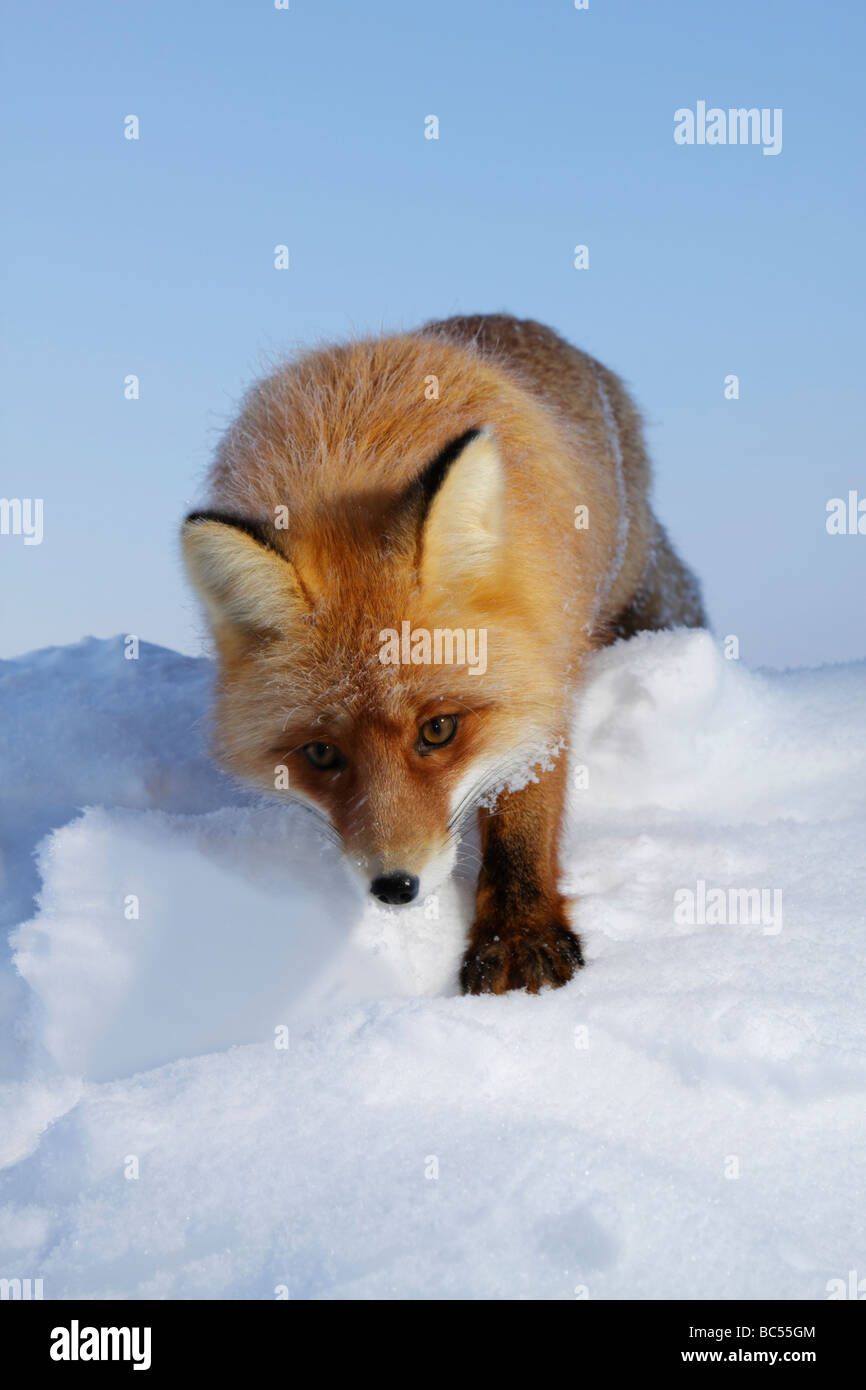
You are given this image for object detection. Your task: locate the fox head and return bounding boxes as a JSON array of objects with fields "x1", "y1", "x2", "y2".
[{"x1": 183, "y1": 428, "x2": 566, "y2": 904}]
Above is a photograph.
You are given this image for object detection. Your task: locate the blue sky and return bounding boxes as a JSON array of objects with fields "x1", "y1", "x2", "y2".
[{"x1": 2, "y1": 0, "x2": 863, "y2": 668}]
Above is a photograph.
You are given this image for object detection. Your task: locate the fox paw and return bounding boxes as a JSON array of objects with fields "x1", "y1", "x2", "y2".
[{"x1": 460, "y1": 921, "x2": 584, "y2": 996}]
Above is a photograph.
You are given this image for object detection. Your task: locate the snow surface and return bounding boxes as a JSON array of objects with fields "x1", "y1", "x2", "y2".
[{"x1": 1, "y1": 630, "x2": 864, "y2": 1299}]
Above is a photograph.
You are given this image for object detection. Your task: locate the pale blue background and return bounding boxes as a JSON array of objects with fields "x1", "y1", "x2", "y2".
[{"x1": 2, "y1": 0, "x2": 863, "y2": 668}]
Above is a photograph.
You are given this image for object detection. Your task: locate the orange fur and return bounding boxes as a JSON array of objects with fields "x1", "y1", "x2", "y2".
[{"x1": 182, "y1": 314, "x2": 705, "y2": 993}]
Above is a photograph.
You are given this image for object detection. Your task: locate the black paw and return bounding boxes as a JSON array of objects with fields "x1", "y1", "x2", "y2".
[{"x1": 460, "y1": 920, "x2": 584, "y2": 995}]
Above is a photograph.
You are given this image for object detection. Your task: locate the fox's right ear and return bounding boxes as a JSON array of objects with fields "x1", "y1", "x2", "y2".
[{"x1": 181, "y1": 512, "x2": 308, "y2": 639}]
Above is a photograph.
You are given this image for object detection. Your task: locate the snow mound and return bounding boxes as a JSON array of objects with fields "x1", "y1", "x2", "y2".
[{"x1": 1, "y1": 630, "x2": 864, "y2": 1298}]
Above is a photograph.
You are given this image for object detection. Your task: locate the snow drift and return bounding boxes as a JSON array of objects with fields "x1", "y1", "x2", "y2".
[{"x1": 0, "y1": 630, "x2": 864, "y2": 1298}]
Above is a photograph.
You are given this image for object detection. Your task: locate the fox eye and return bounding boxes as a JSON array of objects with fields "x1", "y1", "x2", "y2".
[
  {"x1": 419, "y1": 714, "x2": 458, "y2": 750},
  {"x1": 303, "y1": 741, "x2": 341, "y2": 770}
]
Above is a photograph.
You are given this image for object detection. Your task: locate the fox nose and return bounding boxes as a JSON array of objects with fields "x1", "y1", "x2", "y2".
[{"x1": 370, "y1": 872, "x2": 419, "y2": 906}]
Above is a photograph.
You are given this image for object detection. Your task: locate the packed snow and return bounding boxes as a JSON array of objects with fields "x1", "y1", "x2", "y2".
[{"x1": 1, "y1": 630, "x2": 864, "y2": 1299}]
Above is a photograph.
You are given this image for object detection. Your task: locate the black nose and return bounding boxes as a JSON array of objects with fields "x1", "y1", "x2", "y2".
[{"x1": 370, "y1": 872, "x2": 419, "y2": 906}]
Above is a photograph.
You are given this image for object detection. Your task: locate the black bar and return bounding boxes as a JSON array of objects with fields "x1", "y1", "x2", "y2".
[{"x1": 3, "y1": 1298, "x2": 863, "y2": 1374}]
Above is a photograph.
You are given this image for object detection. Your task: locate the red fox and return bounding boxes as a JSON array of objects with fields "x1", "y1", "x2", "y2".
[{"x1": 182, "y1": 314, "x2": 704, "y2": 993}]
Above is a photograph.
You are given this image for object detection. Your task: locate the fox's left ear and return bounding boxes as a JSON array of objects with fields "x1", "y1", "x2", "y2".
[
  {"x1": 181, "y1": 511, "x2": 308, "y2": 642},
  {"x1": 419, "y1": 429, "x2": 505, "y2": 596}
]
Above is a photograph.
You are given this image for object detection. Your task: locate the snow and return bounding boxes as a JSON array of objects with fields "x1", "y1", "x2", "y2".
[{"x1": 1, "y1": 630, "x2": 864, "y2": 1299}]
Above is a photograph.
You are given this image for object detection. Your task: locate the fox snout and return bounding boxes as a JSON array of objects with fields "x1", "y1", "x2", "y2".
[
  {"x1": 370, "y1": 871, "x2": 420, "y2": 906},
  {"x1": 358, "y1": 837, "x2": 457, "y2": 907}
]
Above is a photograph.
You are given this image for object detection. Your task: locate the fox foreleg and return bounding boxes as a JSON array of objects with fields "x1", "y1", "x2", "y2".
[{"x1": 460, "y1": 755, "x2": 583, "y2": 995}]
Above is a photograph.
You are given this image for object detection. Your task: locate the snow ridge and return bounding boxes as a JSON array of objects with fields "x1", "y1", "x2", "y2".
[{"x1": 1, "y1": 630, "x2": 864, "y2": 1299}]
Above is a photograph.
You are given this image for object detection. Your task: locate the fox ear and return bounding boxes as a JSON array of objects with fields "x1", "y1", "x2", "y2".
[
  {"x1": 419, "y1": 429, "x2": 505, "y2": 595},
  {"x1": 181, "y1": 512, "x2": 307, "y2": 639}
]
